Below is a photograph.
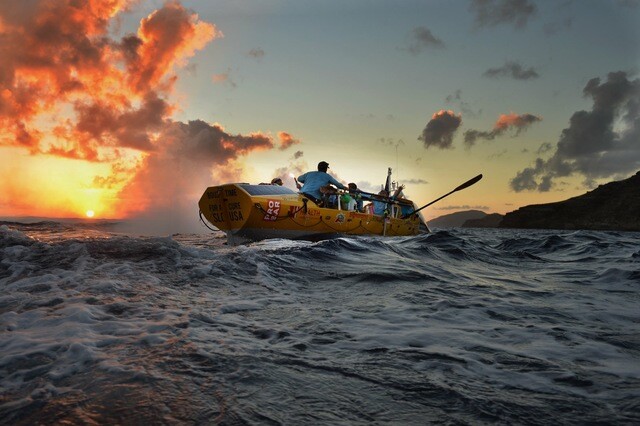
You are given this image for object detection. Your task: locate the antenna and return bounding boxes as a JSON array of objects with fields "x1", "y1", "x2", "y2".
[
  {"x1": 393, "y1": 139, "x2": 404, "y2": 182},
  {"x1": 395, "y1": 144, "x2": 398, "y2": 180}
]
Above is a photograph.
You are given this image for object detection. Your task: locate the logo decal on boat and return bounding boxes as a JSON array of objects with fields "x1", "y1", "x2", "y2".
[
  {"x1": 335, "y1": 213, "x2": 346, "y2": 223},
  {"x1": 207, "y1": 189, "x2": 222, "y2": 199},
  {"x1": 263, "y1": 200, "x2": 281, "y2": 221}
]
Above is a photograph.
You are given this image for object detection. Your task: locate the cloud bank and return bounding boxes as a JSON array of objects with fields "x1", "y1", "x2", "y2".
[
  {"x1": 510, "y1": 71, "x2": 640, "y2": 192},
  {"x1": 0, "y1": 0, "x2": 219, "y2": 159}
]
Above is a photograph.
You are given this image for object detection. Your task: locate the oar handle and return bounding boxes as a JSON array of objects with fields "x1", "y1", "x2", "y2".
[
  {"x1": 352, "y1": 190, "x2": 400, "y2": 204},
  {"x1": 353, "y1": 189, "x2": 378, "y2": 198}
]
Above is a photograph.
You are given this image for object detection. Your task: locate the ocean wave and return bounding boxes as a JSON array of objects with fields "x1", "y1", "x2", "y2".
[{"x1": 1, "y1": 223, "x2": 639, "y2": 424}]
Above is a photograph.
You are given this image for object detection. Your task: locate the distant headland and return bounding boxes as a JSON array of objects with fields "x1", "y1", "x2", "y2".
[{"x1": 430, "y1": 171, "x2": 640, "y2": 232}]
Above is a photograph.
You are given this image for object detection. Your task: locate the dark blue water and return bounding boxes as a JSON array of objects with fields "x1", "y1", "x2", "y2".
[{"x1": 1, "y1": 222, "x2": 639, "y2": 425}]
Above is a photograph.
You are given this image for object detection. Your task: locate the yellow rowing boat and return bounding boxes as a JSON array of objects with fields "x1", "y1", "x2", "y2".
[{"x1": 198, "y1": 183, "x2": 429, "y2": 245}]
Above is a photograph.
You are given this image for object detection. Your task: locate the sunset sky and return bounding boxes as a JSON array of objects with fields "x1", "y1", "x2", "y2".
[{"x1": 1, "y1": 0, "x2": 639, "y2": 233}]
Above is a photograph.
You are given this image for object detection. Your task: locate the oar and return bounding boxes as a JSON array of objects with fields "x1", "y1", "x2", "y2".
[
  {"x1": 350, "y1": 188, "x2": 415, "y2": 207},
  {"x1": 402, "y1": 174, "x2": 483, "y2": 218},
  {"x1": 353, "y1": 189, "x2": 384, "y2": 199},
  {"x1": 352, "y1": 190, "x2": 401, "y2": 205}
]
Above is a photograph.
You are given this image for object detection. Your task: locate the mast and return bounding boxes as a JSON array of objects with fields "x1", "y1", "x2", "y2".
[{"x1": 384, "y1": 167, "x2": 392, "y2": 193}]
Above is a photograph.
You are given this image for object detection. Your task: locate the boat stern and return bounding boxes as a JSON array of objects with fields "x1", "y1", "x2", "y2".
[
  {"x1": 198, "y1": 184, "x2": 253, "y2": 232},
  {"x1": 198, "y1": 184, "x2": 303, "y2": 242}
]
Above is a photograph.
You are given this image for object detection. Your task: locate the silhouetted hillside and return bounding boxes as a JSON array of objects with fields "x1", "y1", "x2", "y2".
[
  {"x1": 500, "y1": 171, "x2": 640, "y2": 231},
  {"x1": 428, "y1": 210, "x2": 486, "y2": 228},
  {"x1": 462, "y1": 213, "x2": 504, "y2": 228}
]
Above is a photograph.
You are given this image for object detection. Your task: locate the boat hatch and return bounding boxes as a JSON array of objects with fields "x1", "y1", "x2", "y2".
[{"x1": 239, "y1": 184, "x2": 298, "y2": 196}]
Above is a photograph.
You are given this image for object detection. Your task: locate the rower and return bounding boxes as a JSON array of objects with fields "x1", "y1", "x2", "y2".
[{"x1": 297, "y1": 161, "x2": 347, "y2": 206}]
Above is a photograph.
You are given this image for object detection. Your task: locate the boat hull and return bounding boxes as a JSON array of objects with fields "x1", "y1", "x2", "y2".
[{"x1": 198, "y1": 183, "x2": 427, "y2": 244}]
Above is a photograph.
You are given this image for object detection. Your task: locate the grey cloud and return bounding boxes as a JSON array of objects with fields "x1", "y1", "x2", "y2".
[
  {"x1": 403, "y1": 179, "x2": 429, "y2": 185},
  {"x1": 464, "y1": 113, "x2": 542, "y2": 148},
  {"x1": 445, "y1": 90, "x2": 482, "y2": 118},
  {"x1": 355, "y1": 181, "x2": 378, "y2": 193},
  {"x1": 71, "y1": 91, "x2": 171, "y2": 153},
  {"x1": 173, "y1": 119, "x2": 273, "y2": 164},
  {"x1": 273, "y1": 163, "x2": 306, "y2": 189},
  {"x1": 378, "y1": 138, "x2": 405, "y2": 148},
  {"x1": 538, "y1": 175, "x2": 553, "y2": 191},
  {"x1": 543, "y1": 17, "x2": 573, "y2": 36},
  {"x1": 509, "y1": 158, "x2": 545, "y2": 191},
  {"x1": 464, "y1": 129, "x2": 492, "y2": 148},
  {"x1": 488, "y1": 149, "x2": 508, "y2": 159},
  {"x1": 470, "y1": 0, "x2": 537, "y2": 29},
  {"x1": 483, "y1": 61, "x2": 540, "y2": 80},
  {"x1": 536, "y1": 142, "x2": 553, "y2": 154},
  {"x1": 437, "y1": 204, "x2": 490, "y2": 211},
  {"x1": 406, "y1": 26, "x2": 445, "y2": 54},
  {"x1": 510, "y1": 71, "x2": 640, "y2": 192},
  {"x1": 248, "y1": 48, "x2": 265, "y2": 60},
  {"x1": 418, "y1": 110, "x2": 462, "y2": 149}
]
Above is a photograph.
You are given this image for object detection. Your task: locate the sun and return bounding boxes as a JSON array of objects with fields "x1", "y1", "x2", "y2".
[{"x1": 86, "y1": 210, "x2": 95, "y2": 218}]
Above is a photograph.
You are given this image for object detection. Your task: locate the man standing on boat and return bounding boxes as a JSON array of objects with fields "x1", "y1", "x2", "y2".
[{"x1": 297, "y1": 161, "x2": 347, "y2": 206}]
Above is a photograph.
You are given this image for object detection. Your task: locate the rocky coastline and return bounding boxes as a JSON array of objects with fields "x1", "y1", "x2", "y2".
[
  {"x1": 499, "y1": 171, "x2": 640, "y2": 232},
  {"x1": 434, "y1": 171, "x2": 640, "y2": 232}
]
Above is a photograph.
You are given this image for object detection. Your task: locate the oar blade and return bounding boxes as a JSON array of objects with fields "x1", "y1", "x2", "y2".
[{"x1": 454, "y1": 174, "x2": 483, "y2": 192}]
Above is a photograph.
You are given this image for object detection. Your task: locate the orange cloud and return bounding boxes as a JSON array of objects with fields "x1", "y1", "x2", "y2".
[
  {"x1": 495, "y1": 113, "x2": 541, "y2": 131},
  {"x1": 212, "y1": 70, "x2": 236, "y2": 88},
  {"x1": 0, "y1": 1, "x2": 282, "y2": 225},
  {"x1": 432, "y1": 109, "x2": 457, "y2": 119},
  {"x1": 128, "y1": 1, "x2": 220, "y2": 93},
  {"x1": 278, "y1": 131, "x2": 301, "y2": 150},
  {"x1": 0, "y1": 0, "x2": 218, "y2": 159},
  {"x1": 0, "y1": 0, "x2": 131, "y2": 119}
]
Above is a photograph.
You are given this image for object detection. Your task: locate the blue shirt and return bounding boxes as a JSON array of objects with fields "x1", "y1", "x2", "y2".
[
  {"x1": 297, "y1": 171, "x2": 346, "y2": 200},
  {"x1": 400, "y1": 204, "x2": 414, "y2": 216},
  {"x1": 373, "y1": 200, "x2": 387, "y2": 216}
]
